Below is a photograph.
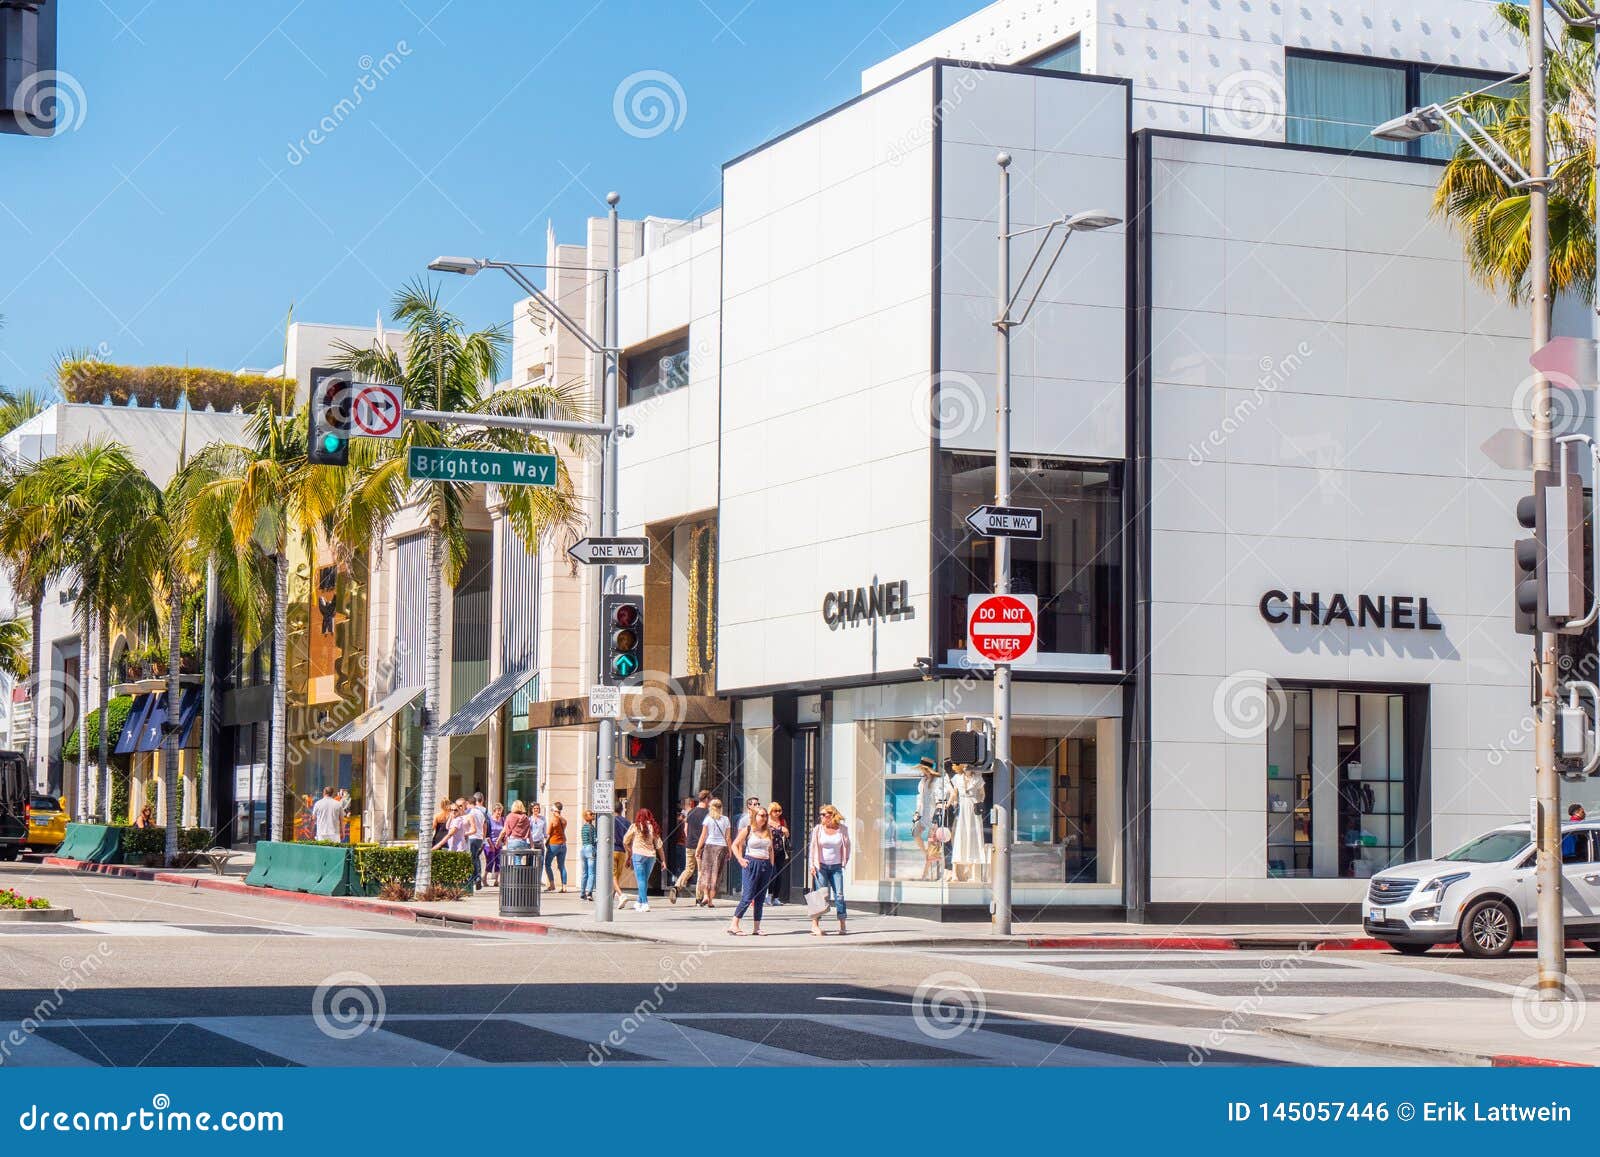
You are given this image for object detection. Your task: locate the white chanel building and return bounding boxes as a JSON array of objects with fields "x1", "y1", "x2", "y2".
[{"x1": 489, "y1": 0, "x2": 1599, "y2": 921}]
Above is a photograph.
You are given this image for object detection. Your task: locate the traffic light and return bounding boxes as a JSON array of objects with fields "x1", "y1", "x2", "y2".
[
  {"x1": 626, "y1": 735, "x2": 658, "y2": 763},
  {"x1": 601, "y1": 593, "x2": 644, "y2": 687},
  {"x1": 1514, "y1": 468, "x2": 1587, "y2": 635},
  {"x1": 948, "y1": 728, "x2": 990, "y2": 768},
  {"x1": 308, "y1": 367, "x2": 352, "y2": 466}
]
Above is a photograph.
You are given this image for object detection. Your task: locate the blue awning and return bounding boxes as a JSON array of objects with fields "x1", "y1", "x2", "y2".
[
  {"x1": 178, "y1": 687, "x2": 202, "y2": 750},
  {"x1": 114, "y1": 695, "x2": 153, "y2": 756},
  {"x1": 134, "y1": 688, "x2": 202, "y2": 754}
]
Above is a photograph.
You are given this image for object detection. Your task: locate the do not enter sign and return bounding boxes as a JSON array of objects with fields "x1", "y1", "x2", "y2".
[{"x1": 966, "y1": 593, "x2": 1039, "y2": 666}]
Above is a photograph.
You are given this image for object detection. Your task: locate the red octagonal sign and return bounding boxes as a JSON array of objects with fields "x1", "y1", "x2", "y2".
[{"x1": 966, "y1": 593, "x2": 1039, "y2": 666}]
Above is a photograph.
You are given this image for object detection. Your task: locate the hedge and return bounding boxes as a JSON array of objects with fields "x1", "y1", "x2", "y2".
[
  {"x1": 60, "y1": 695, "x2": 136, "y2": 761},
  {"x1": 120, "y1": 826, "x2": 213, "y2": 857},
  {"x1": 58, "y1": 360, "x2": 291, "y2": 413},
  {"x1": 351, "y1": 845, "x2": 473, "y2": 890}
]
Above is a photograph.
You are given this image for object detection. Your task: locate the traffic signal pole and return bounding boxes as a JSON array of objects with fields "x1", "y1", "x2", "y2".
[
  {"x1": 595, "y1": 193, "x2": 622, "y2": 924},
  {"x1": 1526, "y1": 0, "x2": 1567, "y2": 1001},
  {"x1": 992, "y1": 154, "x2": 1014, "y2": 937}
]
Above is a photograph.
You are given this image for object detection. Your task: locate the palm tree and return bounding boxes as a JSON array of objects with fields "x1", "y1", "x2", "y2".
[
  {"x1": 0, "y1": 387, "x2": 49, "y2": 438},
  {"x1": 1431, "y1": 2, "x2": 1594, "y2": 305},
  {"x1": 333, "y1": 280, "x2": 587, "y2": 893},
  {"x1": 183, "y1": 404, "x2": 345, "y2": 845},
  {"x1": 0, "y1": 616, "x2": 29, "y2": 681},
  {"x1": 0, "y1": 460, "x2": 66, "y2": 785}
]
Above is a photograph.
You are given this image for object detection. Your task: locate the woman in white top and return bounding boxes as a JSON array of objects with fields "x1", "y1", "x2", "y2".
[
  {"x1": 808, "y1": 804, "x2": 852, "y2": 936},
  {"x1": 694, "y1": 798, "x2": 733, "y2": 908},
  {"x1": 728, "y1": 805, "x2": 776, "y2": 936}
]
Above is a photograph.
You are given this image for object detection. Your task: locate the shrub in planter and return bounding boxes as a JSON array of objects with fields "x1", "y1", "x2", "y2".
[
  {"x1": 350, "y1": 845, "x2": 472, "y2": 893},
  {"x1": 119, "y1": 826, "x2": 213, "y2": 862}
]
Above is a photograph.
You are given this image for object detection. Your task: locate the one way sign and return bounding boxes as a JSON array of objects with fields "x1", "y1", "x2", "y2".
[
  {"x1": 965, "y1": 505, "x2": 1043, "y2": 540},
  {"x1": 567, "y1": 536, "x2": 652, "y2": 566}
]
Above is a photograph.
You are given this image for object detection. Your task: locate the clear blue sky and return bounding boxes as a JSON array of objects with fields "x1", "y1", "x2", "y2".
[{"x1": 1, "y1": 0, "x2": 979, "y2": 392}]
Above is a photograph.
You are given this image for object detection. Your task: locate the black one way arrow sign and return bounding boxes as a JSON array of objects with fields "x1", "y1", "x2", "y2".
[
  {"x1": 965, "y1": 505, "x2": 1043, "y2": 539},
  {"x1": 567, "y1": 536, "x2": 652, "y2": 566}
]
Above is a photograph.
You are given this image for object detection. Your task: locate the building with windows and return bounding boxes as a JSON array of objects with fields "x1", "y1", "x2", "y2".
[{"x1": 537, "y1": 0, "x2": 1588, "y2": 921}]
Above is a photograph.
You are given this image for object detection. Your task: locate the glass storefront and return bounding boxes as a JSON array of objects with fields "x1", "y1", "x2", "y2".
[
  {"x1": 1264, "y1": 684, "x2": 1417, "y2": 879},
  {"x1": 502, "y1": 680, "x2": 538, "y2": 808}
]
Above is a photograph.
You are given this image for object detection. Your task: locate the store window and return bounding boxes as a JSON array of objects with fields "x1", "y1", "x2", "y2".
[
  {"x1": 624, "y1": 334, "x2": 690, "y2": 406},
  {"x1": 503, "y1": 680, "x2": 538, "y2": 808},
  {"x1": 1024, "y1": 36, "x2": 1080, "y2": 74},
  {"x1": 941, "y1": 454, "x2": 1122, "y2": 669},
  {"x1": 1285, "y1": 51, "x2": 1510, "y2": 157},
  {"x1": 1264, "y1": 684, "x2": 1416, "y2": 878}
]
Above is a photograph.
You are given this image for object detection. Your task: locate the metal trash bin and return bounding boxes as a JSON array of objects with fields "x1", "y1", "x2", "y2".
[{"x1": 499, "y1": 846, "x2": 543, "y2": 917}]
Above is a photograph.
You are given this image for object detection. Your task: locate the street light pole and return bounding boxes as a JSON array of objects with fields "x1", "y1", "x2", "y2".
[
  {"x1": 992, "y1": 152, "x2": 1014, "y2": 937},
  {"x1": 1525, "y1": 0, "x2": 1568, "y2": 1002},
  {"x1": 595, "y1": 192, "x2": 621, "y2": 924}
]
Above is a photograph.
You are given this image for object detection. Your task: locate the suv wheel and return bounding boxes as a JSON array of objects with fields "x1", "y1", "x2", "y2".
[{"x1": 1459, "y1": 898, "x2": 1517, "y2": 958}]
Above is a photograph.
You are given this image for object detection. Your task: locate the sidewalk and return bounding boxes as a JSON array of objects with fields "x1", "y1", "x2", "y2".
[
  {"x1": 1270, "y1": 1001, "x2": 1599, "y2": 1067},
  {"x1": 39, "y1": 854, "x2": 1372, "y2": 948}
]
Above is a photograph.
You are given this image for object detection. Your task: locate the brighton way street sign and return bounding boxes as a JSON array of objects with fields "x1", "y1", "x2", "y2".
[{"x1": 407, "y1": 447, "x2": 557, "y2": 486}]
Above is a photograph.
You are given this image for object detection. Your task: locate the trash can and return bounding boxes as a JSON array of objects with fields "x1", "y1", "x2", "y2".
[{"x1": 499, "y1": 845, "x2": 543, "y2": 917}]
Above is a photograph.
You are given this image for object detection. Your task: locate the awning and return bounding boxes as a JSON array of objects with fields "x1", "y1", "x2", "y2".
[
  {"x1": 434, "y1": 664, "x2": 537, "y2": 737},
  {"x1": 177, "y1": 687, "x2": 202, "y2": 749},
  {"x1": 325, "y1": 684, "x2": 424, "y2": 744},
  {"x1": 131, "y1": 689, "x2": 203, "y2": 754},
  {"x1": 113, "y1": 694, "x2": 153, "y2": 755}
]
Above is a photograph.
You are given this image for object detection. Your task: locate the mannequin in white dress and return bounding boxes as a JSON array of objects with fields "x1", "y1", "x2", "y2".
[
  {"x1": 949, "y1": 764, "x2": 987, "y2": 882},
  {"x1": 912, "y1": 756, "x2": 952, "y2": 880}
]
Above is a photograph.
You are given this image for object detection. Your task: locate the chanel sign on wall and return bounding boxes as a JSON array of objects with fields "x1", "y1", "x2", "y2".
[
  {"x1": 1258, "y1": 590, "x2": 1443, "y2": 631},
  {"x1": 822, "y1": 580, "x2": 914, "y2": 628}
]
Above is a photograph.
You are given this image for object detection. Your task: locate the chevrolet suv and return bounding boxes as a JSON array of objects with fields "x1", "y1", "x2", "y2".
[{"x1": 1364, "y1": 822, "x2": 1600, "y2": 957}]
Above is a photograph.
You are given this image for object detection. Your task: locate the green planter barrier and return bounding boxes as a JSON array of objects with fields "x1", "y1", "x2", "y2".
[
  {"x1": 57, "y1": 823, "x2": 123, "y2": 864},
  {"x1": 245, "y1": 841, "x2": 360, "y2": 896}
]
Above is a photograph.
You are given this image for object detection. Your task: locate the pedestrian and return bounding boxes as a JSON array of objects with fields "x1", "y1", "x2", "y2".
[
  {"x1": 528, "y1": 801, "x2": 549, "y2": 847},
  {"x1": 808, "y1": 804, "x2": 851, "y2": 936},
  {"x1": 670, "y1": 789, "x2": 711, "y2": 904},
  {"x1": 467, "y1": 792, "x2": 489, "y2": 889},
  {"x1": 483, "y1": 803, "x2": 505, "y2": 888},
  {"x1": 431, "y1": 799, "x2": 451, "y2": 848},
  {"x1": 546, "y1": 801, "x2": 569, "y2": 892},
  {"x1": 311, "y1": 786, "x2": 349, "y2": 844},
  {"x1": 579, "y1": 808, "x2": 598, "y2": 901},
  {"x1": 695, "y1": 798, "x2": 731, "y2": 908},
  {"x1": 674, "y1": 797, "x2": 694, "y2": 880},
  {"x1": 432, "y1": 799, "x2": 472, "y2": 853},
  {"x1": 767, "y1": 802, "x2": 790, "y2": 906},
  {"x1": 611, "y1": 802, "x2": 630, "y2": 907},
  {"x1": 622, "y1": 808, "x2": 664, "y2": 912},
  {"x1": 739, "y1": 796, "x2": 761, "y2": 832},
  {"x1": 728, "y1": 804, "x2": 776, "y2": 936},
  {"x1": 499, "y1": 799, "x2": 533, "y2": 851}
]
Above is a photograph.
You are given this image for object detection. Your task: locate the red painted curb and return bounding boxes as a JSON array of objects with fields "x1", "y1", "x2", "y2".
[
  {"x1": 1491, "y1": 1054, "x2": 1591, "y2": 1068},
  {"x1": 1312, "y1": 938, "x2": 1393, "y2": 951},
  {"x1": 468, "y1": 915, "x2": 551, "y2": 935}
]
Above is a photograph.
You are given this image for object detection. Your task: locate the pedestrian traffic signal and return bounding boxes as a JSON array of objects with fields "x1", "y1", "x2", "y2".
[
  {"x1": 1514, "y1": 469, "x2": 1587, "y2": 636},
  {"x1": 308, "y1": 367, "x2": 353, "y2": 466},
  {"x1": 601, "y1": 593, "x2": 644, "y2": 687}
]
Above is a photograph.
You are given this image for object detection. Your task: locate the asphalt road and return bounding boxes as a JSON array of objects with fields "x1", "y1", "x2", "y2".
[{"x1": 1, "y1": 862, "x2": 1590, "y2": 1068}]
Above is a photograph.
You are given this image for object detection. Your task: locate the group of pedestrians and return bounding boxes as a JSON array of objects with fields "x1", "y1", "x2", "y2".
[{"x1": 421, "y1": 788, "x2": 853, "y2": 937}]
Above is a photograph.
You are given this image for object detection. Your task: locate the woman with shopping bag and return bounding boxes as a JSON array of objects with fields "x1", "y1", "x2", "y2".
[{"x1": 807, "y1": 804, "x2": 851, "y2": 937}]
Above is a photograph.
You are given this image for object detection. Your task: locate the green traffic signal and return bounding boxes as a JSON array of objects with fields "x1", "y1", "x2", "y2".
[
  {"x1": 323, "y1": 434, "x2": 343, "y2": 453},
  {"x1": 610, "y1": 652, "x2": 639, "y2": 678}
]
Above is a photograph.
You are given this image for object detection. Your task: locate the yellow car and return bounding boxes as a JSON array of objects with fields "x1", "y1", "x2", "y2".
[{"x1": 24, "y1": 794, "x2": 67, "y2": 851}]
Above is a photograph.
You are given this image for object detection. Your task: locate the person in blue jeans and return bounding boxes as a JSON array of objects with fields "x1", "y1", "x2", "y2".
[
  {"x1": 577, "y1": 808, "x2": 599, "y2": 901},
  {"x1": 727, "y1": 806, "x2": 777, "y2": 936},
  {"x1": 807, "y1": 804, "x2": 852, "y2": 936},
  {"x1": 621, "y1": 808, "x2": 663, "y2": 912}
]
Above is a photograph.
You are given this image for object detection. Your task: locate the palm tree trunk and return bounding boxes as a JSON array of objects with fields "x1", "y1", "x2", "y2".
[
  {"x1": 75, "y1": 607, "x2": 90, "y2": 821},
  {"x1": 27, "y1": 594, "x2": 41, "y2": 791},
  {"x1": 413, "y1": 527, "x2": 442, "y2": 895},
  {"x1": 268, "y1": 553, "x2": 288, "y2": 843},
  {"x1": 162, "y1": 577, "x2": 181, "y2": 862},
  {"x1": 97, "y1": 602, "x2": 111, "y2": 822}
]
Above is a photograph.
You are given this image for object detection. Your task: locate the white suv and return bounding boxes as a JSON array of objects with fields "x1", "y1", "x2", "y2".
[{"x1": 1364, "y1": 822, "x2": 1600, "y2": 957}]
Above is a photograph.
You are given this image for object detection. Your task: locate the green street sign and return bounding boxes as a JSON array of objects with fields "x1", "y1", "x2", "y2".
[{"x1": 407, "y1": 447, "x2": 557, "y2": 487}]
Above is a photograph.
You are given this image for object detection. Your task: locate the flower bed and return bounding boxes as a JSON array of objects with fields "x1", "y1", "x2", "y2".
[{"x1": 0, "y1": 887, "x2": 49, "y2": 910}]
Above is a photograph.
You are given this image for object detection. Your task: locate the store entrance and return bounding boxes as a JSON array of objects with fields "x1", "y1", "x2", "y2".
[{"x1": 655, "y1": 727, "x2": 733, "y2": 896}]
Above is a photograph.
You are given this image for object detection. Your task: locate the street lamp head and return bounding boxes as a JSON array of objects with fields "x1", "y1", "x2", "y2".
[
  {"x1": 427, "y1": 255, "x2": 486, "y2": 276},
  {"x1": 1064, "y1": 210, "x2": 1122, "y2": 232},
  {"x1": 1371, "y1": 105, "x2": 1445, "y2": 143}
]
